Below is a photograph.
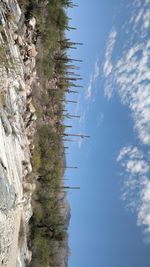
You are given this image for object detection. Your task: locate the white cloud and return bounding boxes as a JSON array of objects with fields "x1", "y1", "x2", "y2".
[
  {"x1": 103, "y1": 29, "x2": 117, "y2": 78},
  {"x1": 117, "y1": 146, "x2": 150, "y2": 238},
  {"x1": 128, "y1": 0, "x2": 150, "y2": 37},
  {"x1": 118, "y1": 146, "x2": 149, "y2": 175},
  {"x1": 103, "y1": 0, "x2": 150, "y2": 145},
  {"x1": 103, "y1": 0, "x2": 150, "y2": 242},
  {"x1": 126, "y1": 160, "x2": 149, "y2": 174},
  {"x1": 86, "y1": 74, "x2": 93, "y2": 100},
  {"x1": 115, "y1": 42, "x2": 150, "y2": 145},
  {"x1": 137, "y1": 180, "x2": 150, "y2": 237},
  {"x1": 117, "y1": 146, "x2": 141, "y2": 161},
  {"x1": 85, "y1": 57, "x2": 100, "y2": 101},
  {"x1": 93, "y1": 57, "x2": 100, "y2": 81}
]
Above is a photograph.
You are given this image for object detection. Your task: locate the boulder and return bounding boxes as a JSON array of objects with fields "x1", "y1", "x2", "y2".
[
  {"x1": 27, "y1": 96, "x2": 32, "y2": 104},
  {"x1": 31, "y1": 113, "x2": 37, "y2": 121},
  {"x1": 26, "y1": 164, "x2": 32, "y2": 174},
  {"x1": 20, "y1": 91, "x2": 26, "y2": 99},
  {"x1": 24, "y1": 66, "x2": 31, "y2": 76},
  {"x1": 30, "y1": 47, "x2": 38, "y2": 58},
  {"x1": 22, "y1": 160, "x2": 33, "y2": 174},
  {"x1": 31, "y1": 58, "x2": 36, "y2": 69},
  {"x1": 19, "y1": 80, "x2": 26, "y2": 91},
  {"x1": 32, "y1": 70, "x2": 37, "y2": 77},
  {"x1": 27, "y1": 128, "x2": 35, "y2": 138},
  {"x1": 29, "y1": 17, "x2": 36, "y2": 29},
  {"x1": 23, "y1": 182, "x2": 36, "y2": 193},
  {"x1": 28, "y1": 103, "x2": 35, "y2": 114},
  {"x1": 28, "y1": 44, "x2": 38, "y2": 58},
  {"x1": 16, "y1": 35, "x2": 23, "y2": 46},
  {"x1": 26, "y1": 86, "x2": 32, "y2": 96},
  {"x1": 13, "y1": 33, "x2": 18, "y2": 41},
  {"x1": 27, "y1": 44, "x2": 32, "y2": 51},
  {"x1": 24, "y1": 59, "x2": 31, "y2": 66},
  {"x1": 29, "y1": 144, "x2": 35, "y2": 151},
  {"x1": 23, "y1": 169, "x2": 28, "y2": 177},
  {"x1": 24, "y1": 111, "x2": 31, "y2": 122}
]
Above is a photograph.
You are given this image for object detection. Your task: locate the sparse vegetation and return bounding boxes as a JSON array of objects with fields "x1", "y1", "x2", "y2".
[{"x1": 17, "y1": 0, "x2": 79, "y2": 266}]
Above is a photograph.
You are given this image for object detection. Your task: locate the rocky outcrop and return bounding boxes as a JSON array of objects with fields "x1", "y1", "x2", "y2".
[{"x1": 0, "y1": 1, "x2": 38, "y2": 267}]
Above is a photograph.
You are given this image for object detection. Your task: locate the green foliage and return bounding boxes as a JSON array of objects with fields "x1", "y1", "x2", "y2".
[
  {"x1": 30, "y1": 122, "x2": 68, "y2": 267},
  {"x1": 32, "y1": 144, "x2": 41, "y2": 172},
  {"x1": 31, "y1": 232, "x2": 49, "y2": 267}
]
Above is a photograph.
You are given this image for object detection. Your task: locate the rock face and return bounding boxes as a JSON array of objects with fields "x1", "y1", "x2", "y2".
[
  {"x1": 0, "y1": 1, "x2": 37, "y2": 267},
  {"x1": 0, "y1": 164, "x2": 16, "y2": 211}
]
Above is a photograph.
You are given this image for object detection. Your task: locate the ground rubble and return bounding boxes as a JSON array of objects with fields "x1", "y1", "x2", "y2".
[{"x1": 0, "y1": 1, "x2": 38, "y2": 267}]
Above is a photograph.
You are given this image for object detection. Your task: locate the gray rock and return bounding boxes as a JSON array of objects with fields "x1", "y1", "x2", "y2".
[
  {"x1": 0, "y1": 165, "x2": 15, "y2": 211},
  {"x1": 19, "y1": 80, "x2": 26, "y2": 91},
  {"x1": 28, "y1": 103, "x2": 35, "y2": 114},
  {"x1": 29, "y1": 17, "x2": 36, "y2": 30},
  {"x1": 0, "y1": 109, "x2": 12, "y2": 136},
  {"x1": 23, "y1": 182, "x2": 36, "y2": 193}
]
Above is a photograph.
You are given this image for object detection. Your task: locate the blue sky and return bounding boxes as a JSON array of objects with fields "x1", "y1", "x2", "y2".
[{"x1": 64, "y1": 1, "x2": 150, "y2": 267}]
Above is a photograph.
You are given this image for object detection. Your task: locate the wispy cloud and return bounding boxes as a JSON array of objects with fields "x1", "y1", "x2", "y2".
[
  {"x1": 117, "y1": 146, "x2": 149, "y2": 175},
  {"x1": 129, "y1": 0, "x2": 150, "y2": 37},
  {"x1": 103, "y1": 0, "x2": 150, "y2": 241},
  {"x1": 94, "y1": 57, "x2": 100, "y2": 81},
  {"x1": 103, "y1": 0, "x2": 150, "y2": 145},
  {"x1": 108, "y1": 40, "x2": 150, "y2": 145},
  {"x1": 85, "y1": 57, "x2": 100, "y2": 101},
  {"x1": 86, "y1": 74, "x2": 93, "y2": 100},
  {"x1": 103, "y1": 29, "x2": 117, "y2": 78},
  {"x1": 103, "y1": 29, "x2": 117, "y2": 99},
  {"x1": 117, "y1": 146, "x2": 150, "y2": 239}
]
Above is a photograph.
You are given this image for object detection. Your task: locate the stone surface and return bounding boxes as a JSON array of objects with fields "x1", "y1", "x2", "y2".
[
  {"x1": 23, "y1": 182, "x2": 36, "y2": 193},
  {"x1": 28, "y1": 103, "x2": 36, "y2": 114},
  {"x1": 16, "y1": 35, "x2": 23, "y2": 46},
  {"x1": 29, "y1": 17, "x2": 36, "y2": 30},
  {"x1": 28, "y1": 45, "x2": 38, "y2": 58}
]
